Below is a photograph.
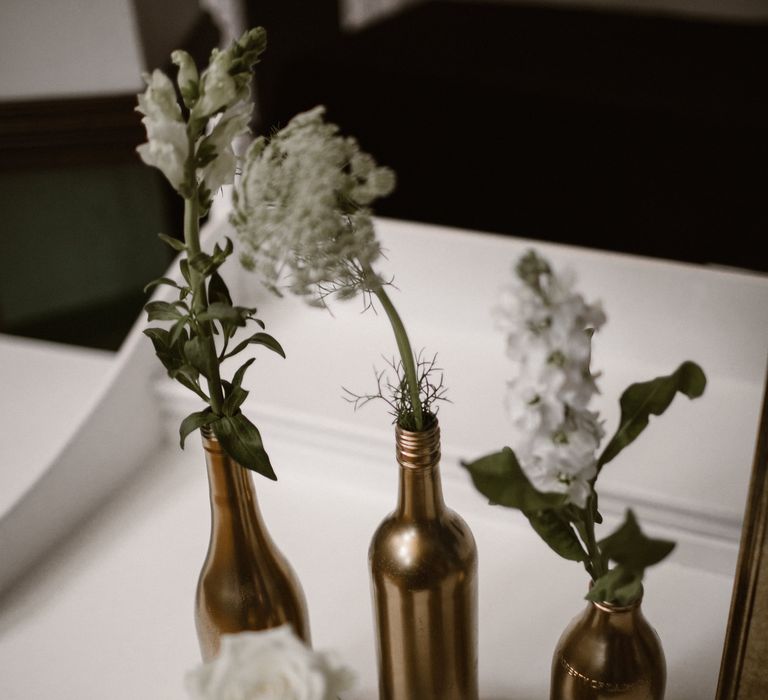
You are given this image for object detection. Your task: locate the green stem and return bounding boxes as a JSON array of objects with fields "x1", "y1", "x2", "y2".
[
  {"x1": 581, "y1": 496, "x2": 606, "y2": 581},
  {"x1": 366, "y1": 272, "x2": 424, "y2": 431},
  {"x1": 184, "y1": 196, "x2": 225, "y2": 414}
]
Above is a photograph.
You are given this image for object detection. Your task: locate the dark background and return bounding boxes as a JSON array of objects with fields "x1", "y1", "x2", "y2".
[{"x1": 2, "y1": 0, "x2": 766, "y2": 350}]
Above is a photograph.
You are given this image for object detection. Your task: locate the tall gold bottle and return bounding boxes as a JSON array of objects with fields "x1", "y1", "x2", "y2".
[
  {"x1": 551, "y1": 597, "x2": 666, "y2": 700},
  {"x1": 195, "y1": 428, "x2": 311, "y2": 661},
  {"x1": 369, "y1": 421, "x2": 479, "y2": 700}
]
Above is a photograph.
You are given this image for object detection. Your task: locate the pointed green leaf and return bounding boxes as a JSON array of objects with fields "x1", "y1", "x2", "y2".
[
  {"x1": 169, "y1": 364, "x2": 209, "y2": 402},
  {"x1": 197, "y1": 302, "x2": 246, "y2": 325},
  {"x1": 143, "y1": 326, "x2": 170, "y2": 348},
  {"x1": 598, "y1": 361, "x2": 706, "y2": 470},
  {"x1": 208, "y1": 271, "x2": 232, "y2": 306},
  {"x1": 169, "y1": 317, "x2": 189, "y2": 345},
  {"x1": 462, "y1": 448, "x2": 566, "y2": 511},
  {"x1": 222, "y1": 332, "x2": 286, "y2": 361},
  {"x1": 214, "y1": 413, "x2": 276, "y2": 480},
  {"x1": 599, "y1": 509, "x2": 675, "y2": 571},
  {"x1": 144, "y1": 327, "x2": 184, "y2": 372},
  {"x1": 525, "y1": 509, "x2": 587, "y2": 562},
  {"x1": 184, "y1": 336, "x2": 216, "y2": 380},
  {"x1": 158, "y1": 233, "x2": 186, "y2": 251},
  {"x1": 586, "y1": 565, "x2": 643, "y2": 606},
  {"x1": 143, "y1": 276, "x2": 186, "y2": 294},
  {"x1": 222, "y1": 385, "x2": 249, "y2": 415},
  {"x1": 189, "y1": 251, "x2": 215, "y2": 275},
  {"x1": 145, "y1": 300, "x2": 183, "y2": 321},
  {"x1": 179, "y1": 410, "x2": 219, "y2": 449},
  {"x1": 230, "y1": 357, "x2": 255, "y2": 390},
  {"x1": 179, "y1": 259, "x2": 191, "y2": 285}
]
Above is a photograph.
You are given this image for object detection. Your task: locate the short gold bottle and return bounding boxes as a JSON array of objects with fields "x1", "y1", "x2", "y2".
[
  {"x1": 369, "y1": 420, "x2": 479, "y2": 700},
  {"x1": 195, "y1": 428, "x2": 311, "y2": 661},
  {"x1": 551, "y1": 597, "x2": 666, "y2": 700}
]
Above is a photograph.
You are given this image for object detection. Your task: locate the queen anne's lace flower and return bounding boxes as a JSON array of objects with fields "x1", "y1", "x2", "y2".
[
  {"x1": 232, "y1": 106, "x2": 396, "y2": 301},
  {"x1": 498, "y1": 251, "x2": 606, "y2": 507},
  {"x1": 185, "y1": 627, "x2": 355, "y2": 700}
]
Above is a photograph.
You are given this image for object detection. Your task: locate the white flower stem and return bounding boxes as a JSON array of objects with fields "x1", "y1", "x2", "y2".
[
  {"x1": 184, "y1": 195, "x2": 225, "y2": 415},
  {"x1": 369, "y1": 279, "x2": 424, "y2": 431}
]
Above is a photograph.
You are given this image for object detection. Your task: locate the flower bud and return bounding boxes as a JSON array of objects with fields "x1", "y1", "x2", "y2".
[{"x1": 171, "y1": 50, "x2": 199, "y2": 108}]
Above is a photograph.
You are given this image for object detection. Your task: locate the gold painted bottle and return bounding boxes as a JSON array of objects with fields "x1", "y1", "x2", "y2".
[
  {"x1": 551, "y1": 596, "x2": 666, "y2": 700},
  {"x1": 369, "y1": 420, "x2": 479, "y2": 700},
  {"x1": 195, "y1": 427, "x2": 310, "y2": 661}
]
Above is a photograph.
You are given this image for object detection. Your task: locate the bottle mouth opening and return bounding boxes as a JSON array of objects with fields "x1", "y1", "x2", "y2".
[{"x1": 395, "y1": 420, "x2": 441, "y2": 469}]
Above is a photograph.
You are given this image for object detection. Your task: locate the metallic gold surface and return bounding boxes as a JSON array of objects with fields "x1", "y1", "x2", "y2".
[
  {"x1": 195, "y1": 429, "x2": 310, "y2": 661},
  {"x1": 369, "y1": 421, "x2": 479, "y2": 700},
  {"x1": 551, "y1": 597, "x2": 666, "y2": 699}
]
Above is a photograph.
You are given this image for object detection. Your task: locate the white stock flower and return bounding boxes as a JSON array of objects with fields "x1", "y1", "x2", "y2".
[
  {"x1": 232, "y1": 106, "x2": 395, "y2": 301},
  {"x1": 136, "y1": 70, "x2": 189, "y2": 192},
  {"x1": 500, "y1": 250, "x2": 606, "y2": 507},
  {"x1": 185, "y1": 626, "x2": 355, "y2": 700}
]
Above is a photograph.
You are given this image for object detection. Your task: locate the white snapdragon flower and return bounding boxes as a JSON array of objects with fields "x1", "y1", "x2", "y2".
[
  {"x1": 232, "y1": 106, "x2": 396, "y2": 300},
  {"x1": 499, "y1": 251, "x2": 605, "y2": 508},
  {"x1": 137, "y1": 28, "x2": 265, "y2": 201},
  {"x1": 136, "y1": 70, "x2": 189, "y2": 192},
  {"x1": 201, "y1": 100, "x2": 254, "y2": 192},
  {"x1": 193, "y1": 49, "x2": 239, "y2": 119},
  {"x1": 185, "y1": 627, "x2": 355, "y2": 700}
]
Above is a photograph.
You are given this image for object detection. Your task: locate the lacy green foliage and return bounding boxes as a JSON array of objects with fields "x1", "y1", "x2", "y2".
[
  {"x1": 464, "y1": 362, "x2": 705, "y2": 605},
  {"x1": 143, "y1": 236, "x2": 285, "y2": 480},
  {"x1": 343, "y1": 353, "x2": 449, "y2": 431}
]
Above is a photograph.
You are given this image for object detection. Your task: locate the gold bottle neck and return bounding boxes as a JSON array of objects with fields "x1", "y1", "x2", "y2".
[
  {"x1": 201, "y1": 430, "x2": 261, "y2": 529},
  {"x1": 395, "y1": 421, "x2": 445, "y2": 520}
]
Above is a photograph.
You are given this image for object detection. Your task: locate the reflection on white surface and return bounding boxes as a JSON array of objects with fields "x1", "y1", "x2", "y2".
[{"x1": 0, "y1": 335, "x2": 113, "y2": 515}]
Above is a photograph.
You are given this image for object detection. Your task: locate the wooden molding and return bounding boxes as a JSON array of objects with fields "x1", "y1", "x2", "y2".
[{"x1": 0, "y1": 93, "x2": 144, "y2": 171}]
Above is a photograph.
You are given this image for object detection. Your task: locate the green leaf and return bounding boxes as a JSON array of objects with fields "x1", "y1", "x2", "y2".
[
  {"x1": 222, "y1": 385, "x2": 249, "y2": 415},
  {"x1": 230, "y1": 357, "x2": 255, "y2": 390},
  {"x1": 179, "y1": 259, "x2": 191, "y2": 285},
  {"x1": 158, "y1": 233, "x2": 186, "y2": 252},
  {"x1": 143, "y1": 326, "x2": 170, "y2": 348},
  {"x1": 598, "y1": 361, "x2": 707, "y2": 470},
  {"x1": 214, "y1": 413, "x2": 277, "y2": 480},
  {"x1": 143, "y1": 276, "x2": 186, "y2": 294},
  {"x1": 179, "y1": 410, "x2": 219, "y2": 449},
  {"x1": 169, "y1": 317, "x2": 189, "y2": 346},
  {"x1": 197, "y1": 302, "x2": 247, "y2": 325},
  {"x1": 145, "y1": 300, "x2": 184, "y2": 321},
  {"x1": 525, "y1": 509, "x2": 587, "y2": 562},
  {"x1": 586, "y1": 565, "x2": 644, "y2": 606},
  {"x1": 169, "y1": 364, "x2": 209, "y2": 402},
  {"x1": 462, "y1": 448, "x2": 566, "y2": 511},
  {"x1": 189, "y1": 251, "x2": 215, "y2": 276},
  {"x1": 184, "y1": 336, "x2": 216, "y2": 380},
  {"x1": 599, "y1": 509, "x2": 675, "y2": 571},
  {"x1": 222, "y1": 332, "x2": 286, "y2": 361},
  {"x1": 144, "y1": 327, "x2": 184, "y2": 373},
  {"x1": 208, "y1": 271, "x2": 232, "y2": 306}
]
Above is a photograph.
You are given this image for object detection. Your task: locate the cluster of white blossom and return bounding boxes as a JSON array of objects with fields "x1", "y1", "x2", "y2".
[
  {"x1": 497, "y1": 251, "x2": 606, "y2": 508},
  {"x1": 185, "y1": 627, "x2": 355, "y2": 700},
  {"x1": 231, "y1": 106, "x2": 396, "y2": 301},
  {"x1": 136, "y1": 28, "x2": 265, "y2": 201}
]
